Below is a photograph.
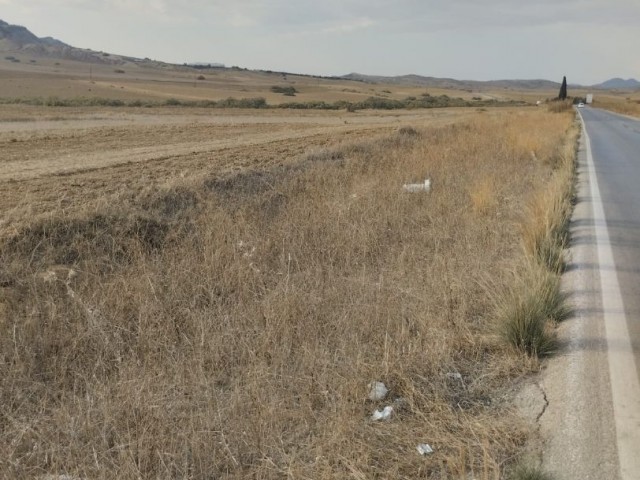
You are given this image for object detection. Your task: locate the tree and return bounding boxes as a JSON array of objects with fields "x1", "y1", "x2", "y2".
[{"x1": 558, "y1": 76, "x2": 567, "y2": 100}]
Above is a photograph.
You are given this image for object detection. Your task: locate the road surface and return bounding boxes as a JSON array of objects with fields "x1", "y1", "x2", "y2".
[{"x1": 541, "y1": 107, "x2": 640, "y2": 479}]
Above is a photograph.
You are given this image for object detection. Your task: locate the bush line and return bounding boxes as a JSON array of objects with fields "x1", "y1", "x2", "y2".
[{"x1": 0, "y1": 95, "x2": 528, "y2": 110}]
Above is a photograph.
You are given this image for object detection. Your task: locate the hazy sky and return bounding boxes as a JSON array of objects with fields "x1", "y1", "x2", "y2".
[{"x1": 2, "y1": 0, "x2": 639, "y2": 84}]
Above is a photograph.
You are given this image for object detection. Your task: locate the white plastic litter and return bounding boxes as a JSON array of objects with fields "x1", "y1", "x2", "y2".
[
  {"x1": 402, "y1": 178, "x2": 431, "y2": 193},
  {"x1": 371, "y1": 405, "x2": 393, "y2": 421},
  {"x1": 416, "y1": 443, "x2": 434, "y2": 455},
  {"x1": 368, "y1": 381, "x2": 389, "y2": 401},
  {"x1": 39, "y1": 475, "x2": 83, "y2": 480}
]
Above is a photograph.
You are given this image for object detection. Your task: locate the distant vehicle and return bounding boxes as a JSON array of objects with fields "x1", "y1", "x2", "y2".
[{"x1": 578, "y1": 102, "x2": 585, "y2": 108}]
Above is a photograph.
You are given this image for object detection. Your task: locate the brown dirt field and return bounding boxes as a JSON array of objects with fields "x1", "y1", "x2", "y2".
[
  {"x1": 0, "y1": 106, "x2": 472, "y2": 238},
  {"x1": 0, "y1": 53, "x2": 474, "y2": 104}
]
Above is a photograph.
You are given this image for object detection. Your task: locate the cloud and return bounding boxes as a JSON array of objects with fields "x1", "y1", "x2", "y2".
[
  {"x1": 321, "y1": 17, "x2": 376, "y2": 34},
  {"x1": 6, "y1": 0, "x2": 639, "y2": 31}
]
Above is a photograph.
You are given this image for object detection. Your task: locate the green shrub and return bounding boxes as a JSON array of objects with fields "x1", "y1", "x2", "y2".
[
  {"x1": 509, "y1": 463, "x2": 554, "y2": 480},
  {"x1": 493, "y1": 265, "x2": 570, "y2": 356},
  {"x1": 270, "y1": 86, "x2": 297, "y2": 96},
  {"x1": 217, "y1": 97, "x2": 267, "y2": 108}
]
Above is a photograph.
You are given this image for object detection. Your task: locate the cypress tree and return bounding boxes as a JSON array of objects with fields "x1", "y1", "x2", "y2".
[{"x1": 558, "y1": 76, "x2": 567, "y2": 100}]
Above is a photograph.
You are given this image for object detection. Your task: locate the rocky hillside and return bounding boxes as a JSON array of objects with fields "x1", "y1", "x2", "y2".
[{"x1": 0, "y1": 19, "x2": 125, "y2": 64}]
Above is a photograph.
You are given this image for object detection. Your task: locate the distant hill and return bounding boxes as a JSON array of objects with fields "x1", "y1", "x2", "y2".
[
  {"x1": 0, "y1": 18, "x2": 126, "y2": 64},
  {"x1": 7, "y1": 18, "x2": 630, "y2": 93},
  {"x1": 342, "y1": 73, "x2": 561, "y2": 91},
  {"x1": 0, "y1": 19, "x2": 43, "y2": 47},
  {"x1": 592, "y1": 78, "x2": 640, "y2": 90}
]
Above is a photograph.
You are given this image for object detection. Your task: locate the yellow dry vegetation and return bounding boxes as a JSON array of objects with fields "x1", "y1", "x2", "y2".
[
  {"x1": 0, "y1": 106, "x2": 575, "y2": 478},
  {"x1": 0, "y1": 54, "x2": 479, "y2": 105},
  {"x1": 592, "y1": 94, "x2": 640, "y2": 117}
]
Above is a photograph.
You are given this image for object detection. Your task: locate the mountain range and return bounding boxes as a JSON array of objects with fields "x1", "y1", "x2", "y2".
[
  {"x1": 591, "y1": 77, "x2": 640, "y2": 90},
  {"x1": 1, "y1": 18, "x2": 638, "y2": 91},
  {"x1": 1, "y1": 19, "x2": 129, "y2": 65},
  {"x1": 342, "y1": 73, "x2": 562, "y2": 91}
]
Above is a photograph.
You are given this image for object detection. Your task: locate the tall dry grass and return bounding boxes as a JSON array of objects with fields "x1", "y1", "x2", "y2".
[
  {"x1": 0, "y1": 109, "x2": 574, "y2": 479},
  {"x1": 495, "y1": 113, "x2": 577, "y2": 357},
  {"x1": 591, "y1": 96, "x2": 640, "y2": 118},
  {"x1": 546, "y1": 100, "x2": 573, "y2": 114},
  {"x1": 521, "y1": 120, "x2": 577, "y2": 273}
]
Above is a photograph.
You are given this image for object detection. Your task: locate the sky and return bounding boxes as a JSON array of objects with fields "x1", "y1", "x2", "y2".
[{"x1": 1, "y1": 0, "x2": 639, "y2": 84}]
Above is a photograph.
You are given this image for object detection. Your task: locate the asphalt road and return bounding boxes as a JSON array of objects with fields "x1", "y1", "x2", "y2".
[{"x1": 541, "y1": 107, "x2": 640, "y2": 479}]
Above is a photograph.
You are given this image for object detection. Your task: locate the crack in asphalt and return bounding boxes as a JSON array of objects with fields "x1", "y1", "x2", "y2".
[{"x1": 536, "y1": 383, "x2": 549, "y2": 423}]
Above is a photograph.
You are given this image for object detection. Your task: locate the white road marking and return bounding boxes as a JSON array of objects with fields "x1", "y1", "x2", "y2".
[{"x1": 581, "y1": 112, "x2": 640, "y2": 479}]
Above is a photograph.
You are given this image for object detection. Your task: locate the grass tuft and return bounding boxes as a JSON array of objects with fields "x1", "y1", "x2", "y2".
[
  {"x1": 469, "y1": 175, "x2": 497, "y2": 215},
  {"x1": 397, "y1": 125, "x2": 419, "y2": 136},
  {"x1": 495, "y1": 277, "x2": 558, "y2": 357},
  {"x1": 509, "y1": 463, "x2": 555, "y2": 480},
  {"x1": 494, "y1": 259, "x2": 571, "y2": 356}
]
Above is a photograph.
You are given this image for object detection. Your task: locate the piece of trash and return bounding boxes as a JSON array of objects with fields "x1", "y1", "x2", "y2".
[
  {"x1": 446, "y1": 372, "x2": 463, "y2": 381},
  {"x1": 371, "y1": 405, "x2": 393, "y2": 421},
  {"x1": 39, "y1": 475, "x2": 84, "y2": 480},
  {"x1": 402, "y1": 178, "x2": 432, "y2": 193},
  {"x1": 416, "y1": 443, "x2": 434, "y2": 455},
  {"x1": 368, "y1": 381, "x2": 389, "y2": 401}
]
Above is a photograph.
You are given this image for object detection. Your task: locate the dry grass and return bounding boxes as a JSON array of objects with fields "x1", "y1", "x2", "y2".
[
  {"x1": 0, "y1": 54, "x2": 484, "y2": 106},
  {"x1": 546, "y1": 100, "x2": 573, "y2": 113},
  {"x1": 469, "y1": 176, "x2": 498, "y2": 215},
  {"x1": 521, "y1": 122, "x2": 577, "y2": 273},
  {"x1": 0, "y1": 109, "x2": 574, "y2": 478},
  {"x1": 591, "y1": 96, "x2": 640, "y2": 117},
  {"x1": 509, "y1": 463, "x2": 554, "y2": 480},
  {"x1": 493, "y1": 263, "x2": 571, "y2": 357},
  {"x1": 495, "y1": 113, "x2": 577, "y2": 357}
]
